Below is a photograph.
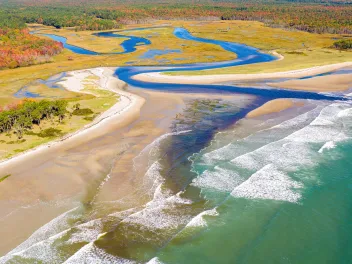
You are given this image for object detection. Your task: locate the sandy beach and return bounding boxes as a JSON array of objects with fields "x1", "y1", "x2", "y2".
[
  {"x1": 0, "y1": 67, "x2": 148, "y2": 254},
  {"x1": 0, "y1": 68, "x2": 247, "y2": 255},
  {"x1": 134, "y1": 62, "x2": 352, "y2": 89},
  {"x1": 0, "y1": 60, "x2": 350, "y2": 255},
  {"x1": 246, "y1": 99, "x2": 299, "y2": 118},
  {"x1": 268, "y1": 73, "x2": 352, "y2": 92}
]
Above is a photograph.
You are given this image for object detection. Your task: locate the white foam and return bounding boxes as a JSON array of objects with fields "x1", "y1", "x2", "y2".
[
  {"x1": 91, "y1": 173, "x2": 112, "y2": 205},
  {"x1": 147, "y1": 257, "x2": 165, "y2": 264},
  {"x1": 121, "y1": 204, "x2": 190, "y2": 231},
  {"x1": 108, "y1": 208, "x2": 140, "y2": 219},
  {"x1": 63, "y1": 242, "x2": 136, "y2": 264},
  {"x1": 143, "y1": 161, "x2": 164, "y2": 193},
  {"x1": 318, "y1": 141, "x2": 336, "y2": 153},
  {"x1": 2, "y1": 207, "x2": 79, "y2": 257},
  {"x1": 67, "y1": 219, "x2": 103, "y2": 244},
  {"x1": 231, "y1": 103, "x2": 352, "y2": 172},
  {"x1": 232, "y1": 139, "x2": 315, "y2": 172},
  {"x1": 231, "y1": 164, "x2": 303, "y2": 203},
  {"x1": 192, "y1": 166, "x2": 242, "y2": 192},
  {"x1": 337, "y1": 108, "x2": 352, "y2": 118},
  {"x1": 185, "y1": 208, "x2": 218, "y2": 228},
  {"x1": 121, "y1": 190, "x2": 193, "y2": 231},
  {"x1": 200, "y1": 105, "x2": 321, "y2": 166},
  {"x1": 1, "y1": 227, "x2": 70, "y2": 263}
]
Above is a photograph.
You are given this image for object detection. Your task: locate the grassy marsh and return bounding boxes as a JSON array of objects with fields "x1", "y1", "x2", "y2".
[{"x1": 0, "y1": 73, "x2": 119, "y2": 160}]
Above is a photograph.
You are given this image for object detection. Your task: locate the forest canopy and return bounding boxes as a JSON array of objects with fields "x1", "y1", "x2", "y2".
[
  {"x1": 0, "y1": 0, "x2": 351, "y2": 34},
  {"x1": 0, "y1": 28, "x2": 63, "y2": 69},
  {"x1": 0, "y1": 99, "x2": 68, "y2": 139}
]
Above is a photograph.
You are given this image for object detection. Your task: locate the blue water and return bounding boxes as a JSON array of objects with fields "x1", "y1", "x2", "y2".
[
  {"x1": 114, "y1": 28, "x2": 346, "y2": 102},
  {"x1": 41, "y1": 34, "x2": 98, "y2": 55},
  {"x1": 39, "y1": 27, "x2": 173, "y2": 56},
  {"x1": 14, "y1": 72, "x2": 67, "y2": 98},
  {"x1": 39, "y1": 27, "x2": 349, "y2": 102}
]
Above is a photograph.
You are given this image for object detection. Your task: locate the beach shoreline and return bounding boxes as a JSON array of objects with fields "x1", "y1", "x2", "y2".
[
  {"x1": 2, "y1": 61, "x2": 351, "y2": 167},
  {"x1": 0, "y1": 61, "x2": 349, "y2": 255},
  {"x1": 0, "y1": 67, "x2": 144, "y2": 169}
]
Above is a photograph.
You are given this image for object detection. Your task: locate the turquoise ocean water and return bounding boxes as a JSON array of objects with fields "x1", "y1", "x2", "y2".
[{"x1": 2, "y1": 100, "x2": 352, "y2": 263}]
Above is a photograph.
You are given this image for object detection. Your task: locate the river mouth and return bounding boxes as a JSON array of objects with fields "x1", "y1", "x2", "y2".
[
  {"x1": 2, "y1": 24, "x2": 351, "y2": 263},
  {"x1": 0, "y1": 87, "x2": 255, "y2": 259},
  {"x1": 3, "y1": 88, "x2": 352, "y2": 263}
]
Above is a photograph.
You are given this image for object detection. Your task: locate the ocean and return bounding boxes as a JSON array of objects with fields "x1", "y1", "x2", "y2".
[{"x1": 2, "y1": 97, "x2": 352, "y2": 263}]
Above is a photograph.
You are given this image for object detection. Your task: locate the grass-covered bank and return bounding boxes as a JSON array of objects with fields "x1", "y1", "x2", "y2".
[
  {"x1": 163, "y1": 20, "x2": 352, "y2": 76},
  {"x1": 0, "y1": 71, "x2": 120, "y2": 160}
]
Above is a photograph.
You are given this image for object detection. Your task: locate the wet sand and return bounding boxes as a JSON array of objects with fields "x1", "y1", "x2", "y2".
[
  {"x1": 0, "y1": 61, "x2": 349, "y2": 255},
  {"x1": 268, "y1": 73, "x2": 352, "y2": 92},
  {"x1": 0, "y1": 78, "x2": 244, "y2": 255}
]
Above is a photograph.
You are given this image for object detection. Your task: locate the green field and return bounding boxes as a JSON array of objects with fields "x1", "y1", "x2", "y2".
[{"x1": 165, "y1": 20, "x2": 352, "y2": 75}]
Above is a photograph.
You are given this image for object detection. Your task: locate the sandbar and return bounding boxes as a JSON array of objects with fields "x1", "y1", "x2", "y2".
[
  {"x1": 134, "y1": 62, "x2": 352, "y2": 89},
  {"x1": 246, "y1": 99, "x2": 297, "y2": 118},
  {"x1": 268, "y1": 73, "x2": 352, "y2": 92}
]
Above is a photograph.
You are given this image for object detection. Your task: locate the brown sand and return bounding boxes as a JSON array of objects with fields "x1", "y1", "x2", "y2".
[
  {"x1": 1, "y1": 61, "x2": 348, "y2": 254},
  {"x1": 0, "y1": 84, "x2": 244, "y2": 255},
  {"x1": 268, "y1": 74, "x2": 352, "y2": 92},
  {"x1": 246, "y1": 99, "x2": 296, "y2": 118}
]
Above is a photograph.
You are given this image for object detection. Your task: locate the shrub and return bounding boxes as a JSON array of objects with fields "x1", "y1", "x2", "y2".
[
  {"x1": 72, "y1": 108, "x2": 94, "y2": 116},
  {"x1": 286, "y1": 51, "x2": 308, "y2": 56},
  {"x1": 0, "y1": 99, "x2": 68, "y2": 139},
  {"x1": 37, "y1": 127, "x2": 63, "y2": 138},
  {"x1": 332, "y1": 39, "x2": 352, "y2": 50}
]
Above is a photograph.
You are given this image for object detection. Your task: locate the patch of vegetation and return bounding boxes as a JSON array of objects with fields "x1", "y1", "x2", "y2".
[
  {"x1": 0, "y1": 99, "x2": 68, "y2": 139},
  {"x1": 72, "y1": 108, "x2": 94, "y2": 116},
  {"x1": 0, "y1": 28, "x2": 63, "y2": 69},
  {"x1": 285, "y1": 51, "x2": 308, "y2": 56},
  {"x1": 14, "y1": 148, "x2": 25, "y2": 153},
  {"x1": 36, "y1": 127, "x2": 63, "y2": 138},
  {"x1": 332, "y1": 39, "x2": 352, "y2": 50},
  {"x1": 0, "y1": 174, "x2": 11, "y2": 183},
  {"x1": 6, "y1": 139, "x2": 26, "y2": 144},
  {"x1": 24, "y1": 130, "x2": 37, "y2": 136},
  {"x1": 83, "y1": 113, "x2": 99, "y2": 121}
]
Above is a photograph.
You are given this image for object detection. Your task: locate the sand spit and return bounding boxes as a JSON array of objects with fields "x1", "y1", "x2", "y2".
[
  {"x1": 246, "y1": 99, "x2": 298, "y2": 118},
  {"x1": 269, "y1": 73, "x2": 352, "y2": 92},
  {"x1": 0, "y1": 67, "x2": 144, "y2": 168},
  {"x1": 134, "y1": 62, "x2": 352, "y2": 89}
]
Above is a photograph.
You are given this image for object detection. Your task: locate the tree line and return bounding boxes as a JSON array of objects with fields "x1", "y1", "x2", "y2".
[
  {"x1": 332, "y1": 39, "x2": 352, "y2": 49},
  {"x1": 0, "y1": 26, "x2": 63, "y2": 69},
  {"x1": 0, "y1": 99, "x2": 68, "y2": 139},
  {"x1": 0, "y1": 0, "x2": 351, "y2": 34}
]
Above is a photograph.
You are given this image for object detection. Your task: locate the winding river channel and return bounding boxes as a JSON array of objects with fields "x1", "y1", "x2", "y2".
[
  {"x1": 3, "y1": 27, "x2": 352, "y2": 263},
  {"x1": 40, "y1": 27, "x2": 346, "y2": 101}
]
